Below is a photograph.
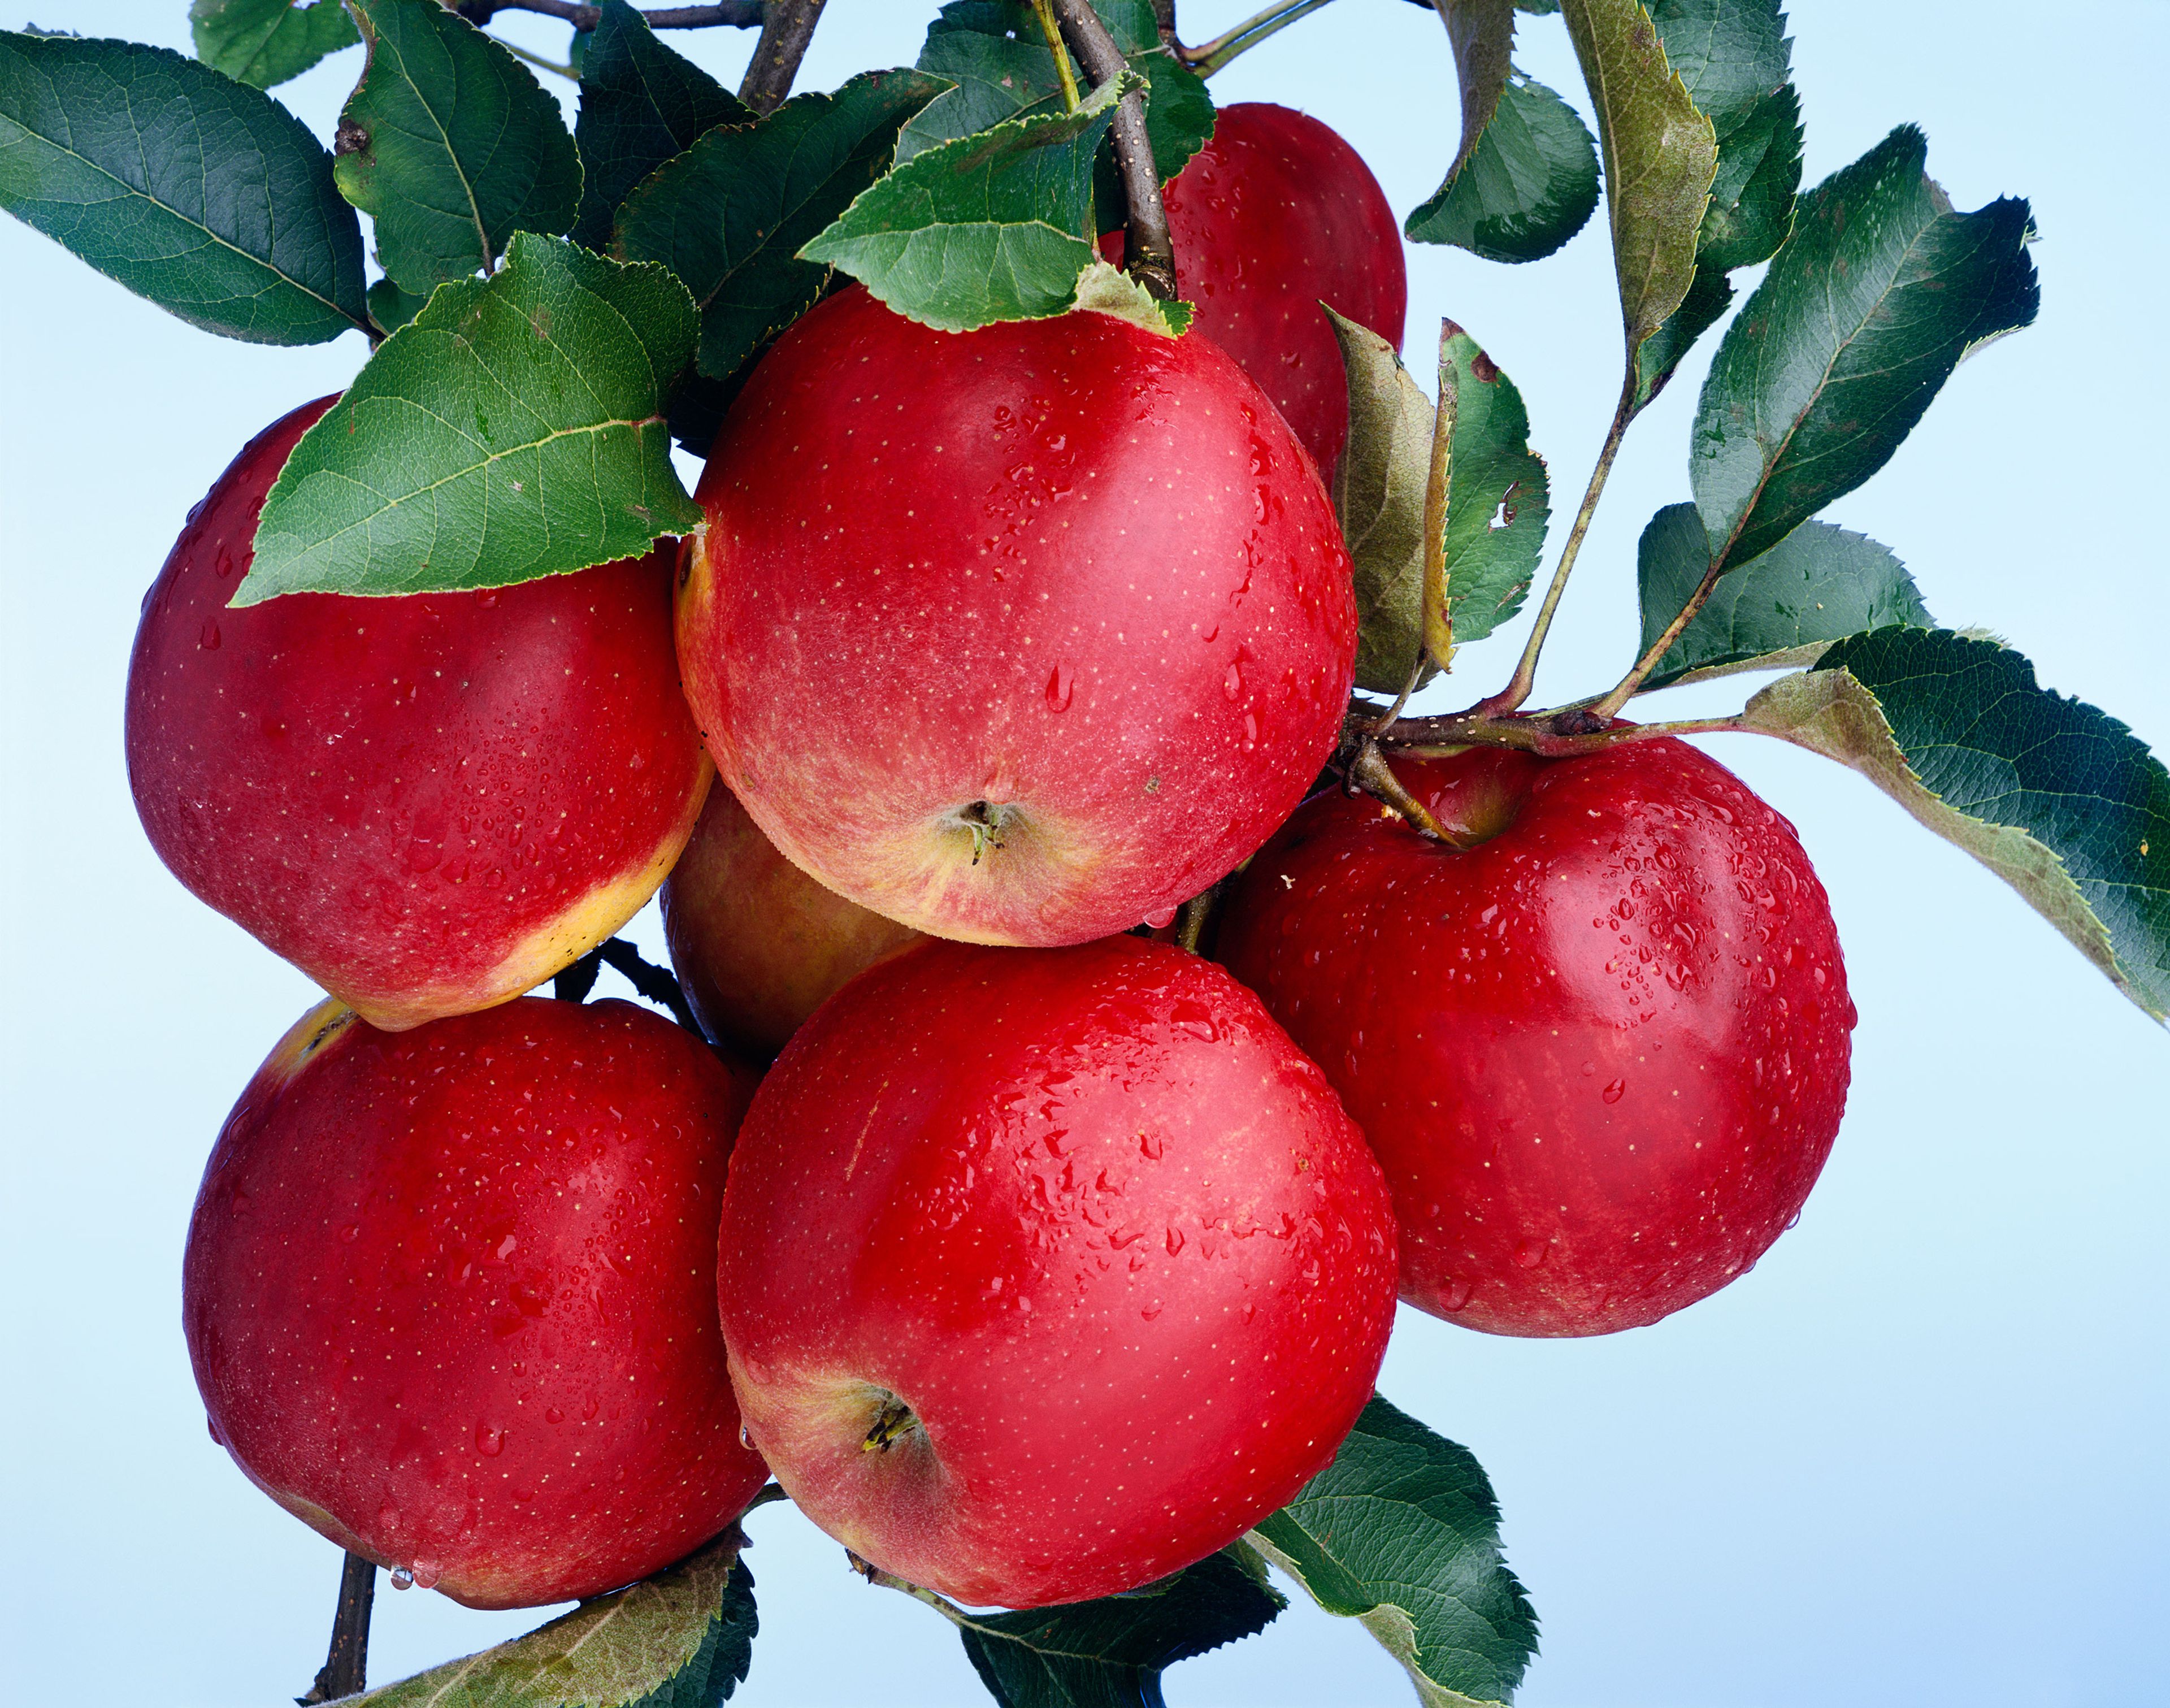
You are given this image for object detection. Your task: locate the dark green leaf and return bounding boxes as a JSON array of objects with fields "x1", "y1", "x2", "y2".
[
  {"x1": 335, "y1": 0, "x2": 582, "y2": 294},
  {"x1": 189, "y1": 0, "x2": 357, "y2": 89},
  {"x1": 945, "y1": 1546, "x2": 1283, "y2": 1708},
  {"x1": 364, "y1": 272, "x2": 428, "y2": 333},
  {"x1": 1743, "y1": 630, "x2": 2170, "y2": 1022},
  {"x1": 351, "y1": 1529, "x2": 755, "y2": 1706},
  {"x1": 1635, "y1": 501, "x2": 1929, "y2": 688},
  {"x1": 1250, "y1": 1396, "x2": 1538, "y2": 1708},
  {"x1": 0, "y1": 29, "x2": 368, "y2": 342},
  {"x1": 1405, "y1": 72, "x2": 1599, "y2": 263},
  {"x1": 1561, "y1": 0, "x2": 1717, "y2": 367},
  {"x1": 1648, "y1": 0, "x2": 1787, "y2": 125},
  {"x1": 1332, "y1": 312, "x2": 1550, "y2": 695},
  {"x1": 244, "y1": 232, "x2": 702, "y2": 602},
  {"x1": 615, "y1": 68, "x2": 947, "y2": 384},
  {"x1": 1691, "y1": 79, "x2": 1799, "y2": 270},
  {"x1": 571, "y1": 0, "x2": 752, "y2": 252},
  {"x1": 1434, "y1": 3, "x2": 1516, "y2": 189},
  {"x1": 800, "y1": 70, "x2": 1131, "y2": 331},
  {"x1": 1630, "y1": 262, "x2": 1729, "y2": 409},
  {"x1": 1691, "y1": 124, "x2": 2038, "y2": 571}
]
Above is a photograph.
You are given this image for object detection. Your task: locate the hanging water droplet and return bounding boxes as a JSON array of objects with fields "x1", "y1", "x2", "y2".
[
  {"x1": 1439, "y1": 1277, "x2": 1474, "y2": 1311},
  {"x1": 476, "y1": 1423, "x2": 507, "y2": 1458},
  {"x1": 739, "y1": 1423, "x2": 754, "y2": 1450},
  {"x1": 1143, "y1": 905, "x2": 1177, "y2": 930},
  {"x1": 1512, "y1": 1237, "x2": 1548, "y2": 1269},
  {"x1": 389, "y1": 1566, "x2": 415, "y2": 1591},
  {"x1": 408, "y1": 1557, "x2": 442, "y2": 1591},
  {"x1": 198, "y1": 621, "x2": 221, "y2": 651}
]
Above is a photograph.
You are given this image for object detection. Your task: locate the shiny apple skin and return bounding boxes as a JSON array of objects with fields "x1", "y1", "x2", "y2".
[
  {"x1": 1218, "y1": 741, "x2": 1856, "y2": 1337},
  {"x1": 126, "y1": 397, "x2": 711, "y2": 1030},
  {"x1": 716, "y1": 936, "x2": 1397, "y2": 1609},
  {"x1": 183, "y1": 995, "x2": 769, "y2": 1610},
  {"x1": 675, "y1": 287, "x2": 1356, "y2": 950},
  {"x1": 1110, "y1": 102, "x2": 1408, "y2": 477},
  {"x1": 662, "y1": 778, "x2": 924, "y2": 1057}
]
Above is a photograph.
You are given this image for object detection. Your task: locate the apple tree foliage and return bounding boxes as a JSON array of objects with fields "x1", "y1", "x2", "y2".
[{"x1": 1, "y1": 0, "x2": 2164, "y2": 1703}]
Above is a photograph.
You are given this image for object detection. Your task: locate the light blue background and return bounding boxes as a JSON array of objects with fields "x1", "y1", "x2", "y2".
[{"x1": 2, "y1": 3, "x2": 2164, "y2": 1704}]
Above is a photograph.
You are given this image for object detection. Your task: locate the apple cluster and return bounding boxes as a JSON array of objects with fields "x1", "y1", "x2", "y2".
[{"x1": 140, "y1": 108, "x2": 1851, "y2": 1615}]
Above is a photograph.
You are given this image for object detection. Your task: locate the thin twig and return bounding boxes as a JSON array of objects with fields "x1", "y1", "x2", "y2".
[
  {"x1": 1587, "y1": 553, "x2": 1724, "y2": 721},
  {"x1": 1176, "y1": 0, "x2": 1342, "y2": 74},
  {"x1": 1030, "y1": 0, "x2": 1083, "y2": 111},
  {"x1": 296, "y1": 1552, "x2": 375, "y2": 1705},
  {"x1": 496, "y1": 34, "x2": 579, "y2": 80},
  {"x1": 1379, "y1": 710, "x2": 1752, "y2": 761},
  {"x1": 458, "y1": 1, "x2": 765, "y2": 28},
  {"x1": 738, "y1": 0, "x2": 826, "y2": 115},
  {"x1": 1347, "y1": 740, "x2": 1456, "y2": 842},
  {"x1": 1479, "y1": 380, "x2": 1633, "y2": 716},
  {"x1": 1052, "y1": 0, "x2": 1177, "y2": 300}
]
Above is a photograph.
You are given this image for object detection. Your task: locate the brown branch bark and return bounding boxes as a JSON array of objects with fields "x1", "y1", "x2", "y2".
[
  {"x1": 1051, "y1": 0, "x2": 1178, "y2": 301},
  {"x1": 738, "y1": 0, "x2": 827, "y2": 114},
  {"x1": 295, "y1": 1552, "x2": 376, "y2": 1705},
  {"x1": 459, "y1": 1, "x2": 765, "y2": 27}
]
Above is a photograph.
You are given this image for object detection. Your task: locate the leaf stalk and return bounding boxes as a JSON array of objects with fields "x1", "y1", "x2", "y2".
[
  {"x1": 1052, "y1": 0, "x2": 1178, "y2": 300},
  {"x1": 1176, "y1": 0, "x2": 1343, "y2": 75},
  {"x1": 1030, "y1": 0, "x2": 1084, "y2": 112}
]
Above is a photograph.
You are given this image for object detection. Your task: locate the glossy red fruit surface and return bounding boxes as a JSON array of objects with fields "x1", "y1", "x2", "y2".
[
  {"x1": 662, "y1": 778, "x2": 925, "y2": 1058},
  {"x1": 717, "y1": 936, "x2": 1397, "y2": 1609},
  {"x1": 1111, "y1": 102, "x2": 1407, "y2": 476},
  {"x1": 676, "y1": 287, "x2": 1356, "y2": 950},
  {"x1": 127, "y1": 397, "x2": 710, "y2": 1030},
  {"x1": 184, "y1": 995, "x2": 768, "y2": 1610},
  {"x1": 1218, "y1": 740, "x2": 1855, "y2": 1337}
]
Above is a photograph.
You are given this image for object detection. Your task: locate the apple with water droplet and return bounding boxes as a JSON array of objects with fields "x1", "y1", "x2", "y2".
[
  {"x1": 1217, "y1": 739, "x2": 1856, "y2": 1336},
  {"x1": 663, "y1": 778, "x2": 925, "y2": 1057},
  {"x1": 716, "y1": 935, "x2": 1397, "y2": 1607},
  {"x1": 674, "y1": 285, "x2": 1356, "y2": 948},
  {"x1": 183, "y1": 994, "x2": 769, "y2": 1609},
  {"x1": 126, "y1": 396, "x2": 711, "y2": 1030},
  {"x1": 1104, "y1": 102, "x2": 1407, "y2": 478}
]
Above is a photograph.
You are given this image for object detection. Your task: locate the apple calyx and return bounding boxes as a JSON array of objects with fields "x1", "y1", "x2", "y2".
[
  {"x1": 945, "y1": 799, "x2": 1018, "y2": 866},
  {"x1": 862, "y1": 1394, "x2": 921, "y2": 1454}
]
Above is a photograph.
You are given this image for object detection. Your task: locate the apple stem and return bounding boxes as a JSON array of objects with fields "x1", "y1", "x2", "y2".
[
  {"x1": 1053, "y1": 0, "x2": 1180, "y2": 301},
  {"x1": 1480, "y1": 383, "x2": 1635, "y2": 717},
  {"x1": 555, "y1": 937, "x2": 705, "y2": 1036},
  {"x1": 456, "y1": 2, "x2": 766, "y2": 32},
  {"x1": 1346, "y1": 740, "x2": 1459, "y2": 843},
  {"x1": 738, "y1": 0, "x2": 828, "y2": 115},
  {"x1": 1378, "y1": 710, "x2": 1753, "y2": 761},
  {"x1": 852, "y1": 1555, "x2": 971, "y2": 1625},
  {"x1": 294, "y1": 1551, "x2": 375, "y2": 1705},
  {"x1": 1174, "y1": 881, "x2": 1224, "y2": 954},
  {"x1": 1175, "y1": 0, "x2": 1344, "y2": 75},
  {"x1": 1586, "y1": 552, "x2": 1730, "y2": 722}
]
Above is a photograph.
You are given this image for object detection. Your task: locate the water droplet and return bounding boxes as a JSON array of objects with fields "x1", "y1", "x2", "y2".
[
  {"x1": 1165, "y1": 1226, "x2": 1186, "y2": 1256},
  {"x1": 409, "y1": 1557, "x2": 442, "y2": 1590},
  {"x1": 1439, "y1": 1277, "x2": 1474, "y2": 1311},
  {"x1": 337, "y1": 1223, "x2": 359, "y2": 1243},
  {"x1": 1602, "y1": 1078, "x2": 1626, "y2": 1105},
  {"x1": 1044, "y1": 661, "x2": 1074, "y2": 712},
  {"x1": 1138, "y1": 1132, "x2": 1164, "y2": 1160},
  {"x1": 205, "y1": 1412, "x2": 224, "y2": 1445},
  {"x1": 1140, "y1": 1300, "x2": 1163, "y2": 1320},
  {"x1": 1242, "y1": 711, "x2": 1260, "y2": 748},
  {"x1": 739, "y1": 1423, "x2": 754, "y2": 1450},
  {"x1": 198, "y1": 621, "x2": 221, "y2": 651},
  {"x1": 1512, "y1": 1237, "x2": 1548, "y2": 1269},
  {"x1": 545, "y1": 1406, "x2": 563, "y2": 1424},
  {"x1": 476, "y1": 1423, "x2": 507, "y2": 1458},
  {"x1": 1222, "y1": 662, "x2": 1243, "y2": 701},
  {"x1": 389, "y1": 1566, "x2": 415, "y2": 1591},
  {"x1": 214, "y1": 547, "x2": 235, "y2": 579},
  {"x1": 1143, "y1": 905, "x2": 1177, "y2": 930}
]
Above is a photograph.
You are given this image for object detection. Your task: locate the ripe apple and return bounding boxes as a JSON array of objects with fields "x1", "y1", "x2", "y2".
[
  {"x1": 1217, "y1": 739, "x2": 1856, "y2": 1337},
  {"x1": 676, "y1": 287, "x2": 1356, "y2": 949},
  {"x1": 127, "y1": 396, "x2": 711, "y2": 1031},
  {"x1": 661, "y1": 779, "x2": 924, "y2": 1057},
  {"x1": 183, "y1": 994, "x2": 769, "y2": 1610},
  {"x1": 715, "y1": 935, "x2": 1396, "y2": 1608},
  {"x1": 1107, "y1": 102, "x2": 1408, "y2": 477}
]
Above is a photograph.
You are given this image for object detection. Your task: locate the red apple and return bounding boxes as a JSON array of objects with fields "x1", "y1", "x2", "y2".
[
  {"x1": 127, "y1": 397, "x2": 711, "y2": 1030},
  {"x1": 183, "y1": 994, "x2": 769, "y2": 1610},
  {"x1": 1107, "y1": 102, "x2": 1408, "y2": 477},
  {"x1": 716, "y1": 935, "x2": 1398, "y2": 1608},
  {"x1": 676, "y1": 288, "x2": 1356, "y2": 949},
  {"x1": 661, "y1": 779, "x2": 924, "y2": 1058},
  {"x1": 1217, "y1": 739, "x2": 1856, "y2": 1337}
]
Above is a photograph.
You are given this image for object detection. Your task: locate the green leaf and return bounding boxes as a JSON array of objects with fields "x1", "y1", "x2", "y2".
[
  {"x1": 1742, "y1": 630, "x2": 2170, "y2": 1023},
  {"x1": 900, "y1": 3, "x2": 1210, "y2": 189},
  {"x1": 189, "y1": 0, "x2": 357, "y2": 89},
  {"x1": 352, "y1": 1528, "x2": 756, "y2": 1707},
  {"x1": 1635, "y1": 502, "x2": 1929, "y2": 688},
  {"x1": 0, "y1": 29, "x2": 368, "y2": 343},
  {"x1": 335, "y1": 0, "x2": 583, "y2": 294},
  {"x1": 938, "y1": 1546, "x2": 1284, "y2": 1708},
  {"x1": 1405, "y1": 72, "x2": 1599, "y2": 264},
  {"x1": 1435, "y1": 1, "x2": 1517, "y2": 185},
  {"x1": 244, "y1": 232, "x2": 702, "y2": 603},
  {"x1": 1560, "y1": 0, "x2": 1717, "y2": 369},
  {"x1": 615, "y1": 68, "x2": 948, "y2": 384},
  {"x1": 1629, "y1": 2, "x2": 1800, "y2": 409},
  {"x1": 1331, "y1": 312, "x2": 1550, "y2": 695},
  {"x1": 799, "y1": 69, "x2": 1131, "y2": 332},
  {"x1": 571, "y1": 0, "x2": 752, "y2": 252},
  {"x1": 1691, "y1": 124, "x2": 2039, "y2": 572},
  {"x1": 365, "y1": 272, "x2": 429, "y2": 333},
  {"x1": 1250, "y1": 1396, "x2": 1538, "y2": 1708}
]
